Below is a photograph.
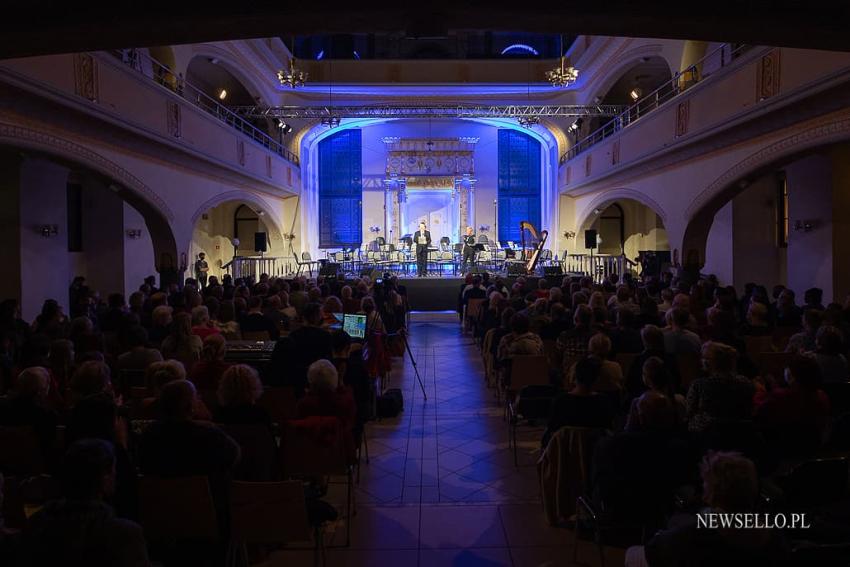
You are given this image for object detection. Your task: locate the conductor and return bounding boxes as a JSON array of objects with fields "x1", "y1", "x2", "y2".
[
  {"x1": 413, "y1": 221, "x2": 431, "y2": 277},
  {"x1": 461, "y1": 226, "x2": 477, "y2": 273}
]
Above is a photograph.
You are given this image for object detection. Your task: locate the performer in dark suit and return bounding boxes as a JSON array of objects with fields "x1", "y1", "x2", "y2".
[
  {"x1": 461, "y1": 226, "x2": 477, "y2": 273},
  {"x1": 413, "y1": 221, "x2": 431, "y2": 277},
  {"x1": 194, "y1": 252, "x2": 209, "y2": 289}
]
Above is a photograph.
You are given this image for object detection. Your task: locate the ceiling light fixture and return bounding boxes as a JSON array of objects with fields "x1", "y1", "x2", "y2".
[
  {"x1": 277, "y1": 36, "x2": 308, "y2": 89},
  {"x1": 629, "y1": 87, "x2": 643, "y2": 101},
  {"x1": 546, "y1": 34, "x2": 579, "y2": 88},
  {"x1": 217, "y1": 88, "x2": 227, "y2": 100},
  {"x1": 517, "y1": 116, "x2": 540, "y2": 128}
]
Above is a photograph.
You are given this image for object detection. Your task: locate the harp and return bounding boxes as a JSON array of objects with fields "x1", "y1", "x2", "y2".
[{"x1": 519, "y1": 221, "x2": 549, "y2": 274}]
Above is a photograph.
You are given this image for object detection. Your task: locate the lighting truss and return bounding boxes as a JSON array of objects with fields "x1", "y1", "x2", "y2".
[{"x1": 229, "y1": 104, "x2": 626, "y2": 120}]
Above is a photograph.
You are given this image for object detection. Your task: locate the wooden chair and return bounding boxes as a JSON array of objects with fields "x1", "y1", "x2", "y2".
[
  {"x1": 258, "y1": 387, "x2": 298, "y2": 426},
  {"x1": 218, "y1": 423, "x2": 278, "y2": 482},
  {"x1": 281, "y1": 417, "x2": 354, "y2": 546},
  {"x1": 242, "y1": 330, "x2": 271, "y2": 341},
  {"x1": 615, "y1": 353, "x2": 638, "y2": 380},
  {"x1": 0, "y1": 426, "x2": 45, "y2": 477},
  {"x1": 744, "y1": 335, "x2": 775, "y2": 357},
  {"x1": 463, "y1": 298, "x2": 486, "y2": 334},
  {"x1": 481, "y1": 328, "x2": 497, "y2": 387},
  {"x1": 755, "y1": 352, "x2": 794, "y2": 382},
  {"x1": 506, "y1": 355, "x2": 551, "y2": 464},
  {"x1": 138, "y1": 475, "x2": 219, "y2": 543},
  {"x1": 227, "y1": 480, "x2": 321, "y2": 567},
  {"x1": 676, "y1": 353, "x2": 702, "y2": 391}
]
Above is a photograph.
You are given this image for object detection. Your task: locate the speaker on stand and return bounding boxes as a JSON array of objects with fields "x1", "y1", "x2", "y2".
[
  {"x1": 584, "y1": 229, "x2": 598, "y2": 250},
  {"x1": 254, "y1": 232, "x2": 268, "y2": 253}
]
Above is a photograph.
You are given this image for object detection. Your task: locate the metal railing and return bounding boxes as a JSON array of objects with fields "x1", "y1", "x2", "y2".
[
  {"x1": 223, "y1": 256, "x2": 298, "y2": 279},
  {"x1": 231, "y1": 104, "x2": 628, "y2": 120},
  {"x1": 564, "y1": 254, "x2": 630, "y2": 283},
  {"x1": 561, "y1": 43, "x2": 753, "y2": 163},
  {"x1": 111, "y1": 49, "x2": 299, "y2": 165}
]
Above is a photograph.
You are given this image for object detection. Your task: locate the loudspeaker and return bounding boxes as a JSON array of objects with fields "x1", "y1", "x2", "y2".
[
  {"x1": 254, "y1": 232, "x2": 267, "y2": 252},
  {"x1": 543, "y1": 265, "x2": 564, "y2": 278},
  {"x1": 584, "y1": 229, "x2": 597, "y2": 249},
  {"x1": 320, "y1": 263, "x2": 340, "y2": 277}
]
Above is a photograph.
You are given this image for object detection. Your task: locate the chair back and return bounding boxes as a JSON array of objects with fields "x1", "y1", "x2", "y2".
[
  {"x1": 138, "y1": 475, "x2": 219, "y2": 542},
  {"x1": 509, "y1": 355, "x2": 550, "y2": 391},
  {"x1": 477, "y1": 234, "x2": 489, "y2": 244},
  {"x1": 257, "y1": 387, "x2": 297, "y2": 425},
  {"x1": 302, "y1": 252, "x2": 312, "y2": 262},
  {"x1": 242, "y1": 330, "x2": 271, "y2": 341},
  {"x1": 229, "y1": 480, "x2": 312, "y2": 544},
  {"x1": 676, "y1": 353, "x2": 702, "y2": 390},
  {"x1": 784, "y1": 457, "x2": 849, "y2": 508},
  {"x1": 280, "y1": 417, "x2": 352, "y2": 478},
  {"x1": 744, "y1": 335, "x2": 775, "y2": 356},
  {"x1": 466, "y1": 298, "x2": 485, "y2": 319},
  {"x1": 615, "y1": 353, "x2": 638, "y2": 379},
  {"x1": 0, "y1": 426, "x2": 45, "y2": 476},
  {"x1": 755, "y1": 352, "x2": 794, "y2": 381},
  {"x1": 772, "y1": 326, "x2": 799, "y2": 351},
  {"x1": 218, "y1": 423, "x2": 278, "y2": 481},
  {"x1": 118, "y1": 368, "x2": 147, "y2": 395}
]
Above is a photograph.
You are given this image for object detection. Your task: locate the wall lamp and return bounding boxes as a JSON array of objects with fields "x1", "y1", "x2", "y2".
[
  {"x1": 793, "y1": 220, "x2": 816, "y2": 232},
  {"x1": 126, "y1": 228, "x2": 143, "y2": 239},
  {"x1": 39, "y1": 224, "x2": 59, "y2": 238}
]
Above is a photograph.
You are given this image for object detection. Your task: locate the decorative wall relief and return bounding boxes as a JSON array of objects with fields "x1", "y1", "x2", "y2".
[
  {"x1": 166, "y1": 101, "x2": 181, "y2": 138},
  {"x1": 237, "y1": 140, "x2": 245, "y2": 166},
  {"x1": 265, "y1": 155, "x2": 272, "y2": 178},
  {"x1": 73, "y1": 53, "x2": 99, "y2": 102},
  {"x1": 585, "y1": 154, "x2": 592, "y2": 177},
  {"x1": 676, "y1": 100, "x2": 690, "y2": 137},
  {"x1": 566, "y1": 166, "x2": 571, "y2": 185},
  {"x1": 757, "y1": 49, "x2": 781, "y2": 101},
  {"x1": 612, "y1": 139, "x2": 620, "y2": 165}
]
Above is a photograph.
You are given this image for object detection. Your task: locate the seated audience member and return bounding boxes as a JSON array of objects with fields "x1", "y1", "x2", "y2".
[
  {"x1": 742, "y1": 302, "x2": 772, "y2": 337},
  {"x1": 213, "y1": 364, "x2": 271, "y2": 427},
  {"x1": 541, "y1": 302, "x2": 571, "y2": 341},
  {"x1": 21, "y1": 439, "x2": 151, "y2": 567},
  {"x1": 278, "y1": 291, "x2": 298, "y2": 324},
  {"x1": 0, "y1": 367, "x2": 57, "y2": 452},
  {"x1": 48, "y1": 339, "x2": 75, "y2": 393},
  {"x1": 32, "y1": 299, "x2": 69, "y2": 340},
  {"x1": 626, "y1": 325, "x2": 677, "y2": 401},
  {"x1": 608, "y1": 308, "x2": 643, "y2": 354},
  {"x1": 66, "y1": 394, "x2": 137, "y2": 519},
  {"x1": 813, "y1": 324, "x2": 849, "y2": 382},
  {"x1": 462, "y1": 276, "x2": 487, "y2": 307},
  {"x1": 288, "y1": 303, "x2": 334, "y2": 396},
  {"x1": 657, "y1": 288, "x2": 674, "y2": 314},
  {"x1": 566, "y1": 333, "x2": 623, "y2": 394},
  {"x1": 190, "y1": 305, "x2": 220, "y2": 340},
  {"x1": 330, "y1": 330, "x2": 372, "y2": 422},
  {"x1": 160, "y1": 312, "x2": 202, "y2": 371},
  {"x1": 215, "y1": 300, "x2": 241, "y2": 340},
  {"x1": 636, "y1": 296, "x2": 662, "y2": 328},
  {"x1": 147, "y1": 305, "x2": 173, "y2": 347},
  {"x1": 68, "y1": 315, "x2": 103, "y2": 359},
  {"x1": 262, "y1": 295, "x2": 289, "y2": 331},
  {"x1": 803, "y1": 286, "x2": 825, "y2": 313},
  {"x1": 340, "y1": 286, "x2": 360, "y2": 314},
  {"x1": 542, "y1": 357, "x2": 614, "y2": 448},
  {"x1": 625, "y1": 357, "x2": 685, "y2": 432},
  {"x1": 755, "y1": 354, "x2": 830, "y2": 452},
  {"x1": 628, "y1": 452, "x2": 788, "y2": 567},
  {"x1": 785, "y1": 308, "x2": 821, "y2": 353},
  {"x1": 557, "y1": 304, "x2": 596, "y2": 364},
  {"x1": 189, "y1": 334, "x2": 230, "y2": 392},
  {"x1": 497, "y1": 313, "x2": 544, "y2": 383},
  {"x1": 609, "y1": 285, "x2": 639, "y2": 315},
  {"x1": 664, "y1": 308, "x2": 703, "y2": 355},
  {"x1": 69, "y1": 360, "x2": 114, "y2": 405},
  {"x1": 321, "y1": 296, "x2": 344, "y2": 328},
  {"x1": 138, "y1": 379, "x2": 240, "y2": 485},
  {"x1": 297, "y1": 359, "x2": 357, "y2": 433},
  {"x1": 774, "y1": 288, "x2": 802, "y2": 328},
  {"x1": 140, "y1": 360, "x2": 211, "y2": 421},
  {"x1": 116, "y1": 326, "x2": 162, "y2": 374},
  {"x1": 239, "y1": 296, "x2": 280, "y2": 340},
  {"x1": 686, "y1": 342, "x2": 754, "y2": 433}
]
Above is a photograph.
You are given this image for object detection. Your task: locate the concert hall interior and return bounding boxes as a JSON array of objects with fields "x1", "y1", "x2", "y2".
[{"x1": 2, "y1": 3, "x2": 850, "y2": 567}]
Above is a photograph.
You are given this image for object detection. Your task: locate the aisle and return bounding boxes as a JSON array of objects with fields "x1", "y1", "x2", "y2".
[{"x1": 265, "y1": 312, "x2": 623, "y2": 567}]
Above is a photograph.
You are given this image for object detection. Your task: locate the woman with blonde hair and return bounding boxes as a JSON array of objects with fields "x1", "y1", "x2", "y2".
[
  {"x1": 139, "y1": 359, "x2": 211, "y2": 420},
  {"x1": 213, "y1": 364, "x2": 270, "y2": 426},
  {"x1": 160, "y1": 312, "x2": 202, "y2": 371},
  {"x1": 189, "y1": 334, "x2": 230, "y2": 391}
]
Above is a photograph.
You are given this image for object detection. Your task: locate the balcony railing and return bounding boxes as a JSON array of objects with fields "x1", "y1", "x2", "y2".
[
  {"x1": 561, "y1": 43, "x2": 752, "y2": 164},
  {"x1": 111, "y1": 49, "x2": 299, "y2": 165}
]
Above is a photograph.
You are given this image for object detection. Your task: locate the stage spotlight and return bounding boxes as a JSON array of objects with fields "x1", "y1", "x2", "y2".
[
  {"x1": 275, "y1": 119, "x2": 294, "y2": 134},
  {"x1": 218, "y1": 88, "x2": 228, "y2": 100},
  {"x1": 629, "y1": 87, "x2": 642, "y2": 101}
]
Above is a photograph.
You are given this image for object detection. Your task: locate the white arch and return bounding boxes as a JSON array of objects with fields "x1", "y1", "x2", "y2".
[
  {"x1": 190, "y1": 190, "x2": 286, "y2": 240},
  {"x1": 576, "y1": 188, "x2": 669, "y2": 232},
  {"x1": 581, "y1": 44, "x2": 672, "y2": 104}
]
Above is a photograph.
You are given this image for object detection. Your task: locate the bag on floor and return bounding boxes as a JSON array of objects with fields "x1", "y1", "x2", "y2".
[{"x1": 377, "y1": 388, "x2": 404, "y2": 418}]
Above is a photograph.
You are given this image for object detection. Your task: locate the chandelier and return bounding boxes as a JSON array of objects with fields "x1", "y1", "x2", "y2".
[
  {"x1": 321, "y1": 115, "x2": 341, "y2": 128},
  {"x1": 546, "y1": 34, "x2": 579, "y2": 88},
  {"x1": 546, "y1": 58, "x2": 579, "y2": 88},
  {"x1": 517, "y1": 115, "x2": 540, "y2": 128},
  {"x1": 277, "y1": 57, "x2": 308, "y2": 89}
]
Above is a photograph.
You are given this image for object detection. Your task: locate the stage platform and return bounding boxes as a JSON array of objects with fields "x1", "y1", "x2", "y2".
[{"x1": 397, "y1": 274, "x2": 560, "y2": 311}]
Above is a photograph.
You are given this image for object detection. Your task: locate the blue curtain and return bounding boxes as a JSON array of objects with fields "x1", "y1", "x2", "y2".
[
  {"x1": 318, "y1": 129, "x2": 362, "y2": 248},
  {"x1": 498, "y1": 129, "x2": 541, "y2": 244}
]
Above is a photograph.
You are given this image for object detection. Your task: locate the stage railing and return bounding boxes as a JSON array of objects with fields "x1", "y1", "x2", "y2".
[
  {"x1": 564, "y1": 254, "x2": 627, "y2": 283},
  {"x1": 223, "y1": 256, "x2": 297, "y2": 279}
]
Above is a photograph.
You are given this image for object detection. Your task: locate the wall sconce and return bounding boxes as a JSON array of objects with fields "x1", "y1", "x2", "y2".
[
  {"x1": 126, "y1": 228, "x2": 143, "y2": 239},
  {"x1": 793, "y1": 220, "x2": 815, "y2": 232},
  {"x1": 369, "y1": 225, "x2": 382, "y2": 233},
  {"x1": 39, "y1": 225, "x2": 59, "y2": 238},
  {"x1": 563, "y1": 230, "x2": 576, "y2": 239},
  {"x1": 478, "y1": 224, "x2": 490, "y2": 232}
]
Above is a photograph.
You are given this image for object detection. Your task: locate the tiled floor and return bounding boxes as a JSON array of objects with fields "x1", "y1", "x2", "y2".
[{"x1": 261, "y1": 312, "x2": 624, "y2": 567}]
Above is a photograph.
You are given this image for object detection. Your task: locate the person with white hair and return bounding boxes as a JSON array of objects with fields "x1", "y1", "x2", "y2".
[{"x1": 296, "y1": 359, "x2": 357, "y2": 431}]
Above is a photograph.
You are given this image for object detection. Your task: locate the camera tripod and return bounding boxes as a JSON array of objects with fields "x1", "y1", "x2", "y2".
[{"x1": 387, "y1": 328, "x2": 427, "y2": 401}]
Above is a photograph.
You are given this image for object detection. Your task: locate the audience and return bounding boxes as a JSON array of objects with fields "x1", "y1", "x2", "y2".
[
  {"x1": 159, "y1": 312, "x2": 202, "y2": 371},
  {"x1": 686, "y1": 342, "x2": 754, "y2": 433},
  {"x1": 213, "y1": 364, "x2": 271, "y2": 427},
  {"x1": 189, "y1": 334, "x2": 230, "y2": 391}
]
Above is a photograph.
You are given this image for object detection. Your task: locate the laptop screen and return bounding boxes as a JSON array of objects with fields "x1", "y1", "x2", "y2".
[{"x1": 343, "y1": 313, "x2": 367, "y2": 339}]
